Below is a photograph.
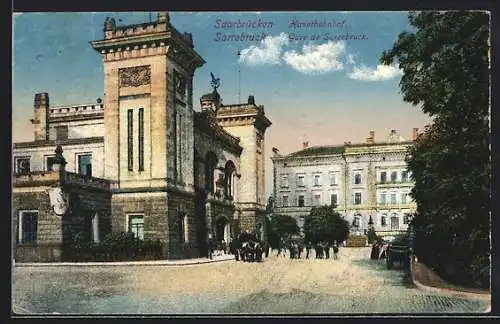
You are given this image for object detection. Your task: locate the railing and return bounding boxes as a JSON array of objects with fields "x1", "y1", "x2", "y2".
[{"x1": 64, "y1": 172, "x2": 110, "y2": 190}]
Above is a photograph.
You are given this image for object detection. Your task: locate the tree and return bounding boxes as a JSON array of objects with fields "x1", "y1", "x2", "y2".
[
  {"x1": 381, "y1": 11, "x2": 490, "y2": 288},
  {"x1": 303, "y1": 205, "x2": 349, "y2": 245},
  {"x1": 266, "y1": 214, "x2": 300, "y2": 248}
]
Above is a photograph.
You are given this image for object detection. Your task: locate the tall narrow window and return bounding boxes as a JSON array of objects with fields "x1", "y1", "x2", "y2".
[
  {"x1": 298, "y1": 195, "x2": 305, "y2": 207},
  {"x1": 380, "y1": 171, "x2": 387, "y2": 184},
  {"x1": 354, "y1": 173, "x2": 362, "y2": 184},
  {"x1": 354, "y1": 192, "x2": 362, "y2": 205},
  {"x1": 78, "y1": 154, "x2": 92, "y2": 177},
  {"x1": 282, "y1": 195, "x2": 289, "y2": 207},
  {"x1": 46, "y1": 156, "x2": 56, "y2": 171},
  {"x1": 15, "y1": 157, "x2": 30, "y2": 174},
  {"x1": 138, "y1": 108, "x2": 144, "y2": 171},
  {"x1": 313, "y1": 174, "x2": 321, "y2": 186},
  {"x1": 390, "y1": 171, "x2": 398, "y2": 182},
  {"x1": 127, "y1": 109, "x2": 133, "y2": 171},
  {"x1": 330, "y1": 194, "x2": 338, "y2": 207},
  {"x1": 401, "y1": 171, "x2": 409, "y2": 182},
  {"x1": 18, "y1": 211, "x2": 38, "y2": 244},
  {"x1": 128, "y1": 214, "x2": 144, "y2": 240}
]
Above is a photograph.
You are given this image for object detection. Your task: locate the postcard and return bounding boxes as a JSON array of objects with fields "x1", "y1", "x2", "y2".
[{"x1": 12, "y1": 11, "x2": 491, "y2": 315}]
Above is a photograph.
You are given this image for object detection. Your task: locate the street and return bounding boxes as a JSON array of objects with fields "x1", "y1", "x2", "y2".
[{"x1": 12, "y1": 247, "x2": 488, "y2": 314}]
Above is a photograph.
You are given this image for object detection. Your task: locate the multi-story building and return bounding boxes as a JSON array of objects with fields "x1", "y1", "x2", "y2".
[
  {"x1": 12, "y1": 12, "x2": 271, "y2": 262},
  {"x1": 271, "y1": 129, "x2": 418, "y2": 236}
]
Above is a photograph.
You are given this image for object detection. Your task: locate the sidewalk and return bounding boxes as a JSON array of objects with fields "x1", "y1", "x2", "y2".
[
  {"x1": 13, "y1": 254, "x2": 235, "y2": 267},
  {"x1": 411, "y1": 260, "x2": 491, "y2": 310}
]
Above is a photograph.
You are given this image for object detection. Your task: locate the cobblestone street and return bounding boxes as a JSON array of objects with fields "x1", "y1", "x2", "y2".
[{"x1": 12, "y1": 247, "x2": 489, "y2": 314}]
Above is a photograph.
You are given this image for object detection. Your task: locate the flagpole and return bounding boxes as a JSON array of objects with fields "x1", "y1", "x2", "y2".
[{"x1": 237, "y1": 48, "x2": 241, "y2": 104}]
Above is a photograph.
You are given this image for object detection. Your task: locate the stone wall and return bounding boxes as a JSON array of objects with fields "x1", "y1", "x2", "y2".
[{"x1": 166, "y1": 191, "x2": 198, "y2": 259}]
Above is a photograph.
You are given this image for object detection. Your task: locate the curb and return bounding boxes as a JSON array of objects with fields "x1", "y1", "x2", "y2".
[
  {"x1": 410, "y1": 262, "x2": 491, "y2": 308},
  {"x1": 13, "y1": 256, "x2": 235, "y2": 267}
]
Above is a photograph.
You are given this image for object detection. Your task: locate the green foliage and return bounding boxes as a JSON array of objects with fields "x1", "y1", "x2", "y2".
[
  {"x1": 65, "y1": 231, "x2": 163, "y2": 262},
  {"x1": 381, "y1": 11, "x2": 490, "y2": 288},
  {"x1": 266, "y1": 214, "x2": 300, "y2": 248},
  {"x1": 303, "y1": 205, "x2": 349, "y2": 244}
]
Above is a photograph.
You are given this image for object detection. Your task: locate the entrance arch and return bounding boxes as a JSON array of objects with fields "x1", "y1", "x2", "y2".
[{"x1": 215, "y1": 216, "x2": 231, "y2": 247}]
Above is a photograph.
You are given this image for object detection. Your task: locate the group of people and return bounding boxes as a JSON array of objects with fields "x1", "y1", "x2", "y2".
[{"x1": 277, "y1": 240, "x2": 340, "y2": 260}]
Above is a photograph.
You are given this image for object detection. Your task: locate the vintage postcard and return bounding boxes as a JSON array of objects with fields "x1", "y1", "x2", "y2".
[{"x1": 11, "y1": 11, "x2": 491, "y2": 315}]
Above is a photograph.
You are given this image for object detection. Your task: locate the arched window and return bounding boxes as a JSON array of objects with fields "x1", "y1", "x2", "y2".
[
  {"x1": 224, "y1": 161, "x2": 236, "y2": 200},
  {"x1": 205, "y1": 152, "x2": 218, "y2": 194},
  {"x1": 381, "y1": 214, "x2": 387, "y2": 227},
  {"x1": 391, "y1": 213, "x2": 399, "y2": 231}
]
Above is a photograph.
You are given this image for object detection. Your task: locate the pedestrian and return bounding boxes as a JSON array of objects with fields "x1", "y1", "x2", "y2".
[
  {"x1": 325, "y1": 242, "x2": 330, "y2": 259},
  {"x1": 207, "y1": 234, "x2": 214, "y2": 260},
  {"x1": 221, "y1": 240, "x2": 227, "y2": 254},
  {"x1": 264, "y1": 241, "x2": 270, "y2": 258},
  {"x1": 333, "y1": 241, "x2": 339, "y2": 260},
  {"x1": 306, "y1": 241, "x2": 312, "y2": 259}
]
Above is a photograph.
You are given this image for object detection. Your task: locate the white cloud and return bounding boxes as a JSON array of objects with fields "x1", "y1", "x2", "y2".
[
  {"x1": 346, "y1": 53, "x2": 356, "y2": 65},
  {"x1": 238, "y1": 32, "x2": 289, "y2": 65},
  {"x1": 348, "y1": 64, "x2": 403, "y2": 81},
  {"x1": 282, "y1": 41, "x2": 346, "y2": 74}
]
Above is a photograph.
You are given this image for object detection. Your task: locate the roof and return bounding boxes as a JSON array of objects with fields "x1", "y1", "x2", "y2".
[
  {"x1": 284, "y1": 140, "x2": 414, "y2": 158},
  {"x1": 288, "y1": 145, "x2": 345, "y2": 157}
]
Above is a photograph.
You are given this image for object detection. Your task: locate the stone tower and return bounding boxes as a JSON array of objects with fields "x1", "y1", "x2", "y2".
[
  {"x1": 90, "y1": 12, "x2": 205, "y2": 258},
  {"x1": 32, "y1": 93, "x2": 49, "y2": 141},
  {"x1": 216, "y1": 95, "x2": 271, "y2": 235}
]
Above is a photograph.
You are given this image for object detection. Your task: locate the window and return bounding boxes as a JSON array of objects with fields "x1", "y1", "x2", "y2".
[
  {"x1": 353, "y1": 215, "x2": 360, "y2": 228},
  {"x1": 381, "y1": 214, "x2": 387, "y2": 227},
  {"x1": 127, "y1": 109, "x2": 133, "y2": 171},
  {"x1": 380, "y1": 193, "x2": 387, "y2": 205},
  {"x1": 354, "y1": 192, "x2": 362, "y2": 205},
  {"x1": 281, "y1": 174, "x2": 289, "y2": 188},
  {"x1": 138, "y1": 108, "x2": 144, "y2": 171},
  {"x1": 46, "y1": 156, "x2": 56, "y2": 171},
  {"x1": 401, "y1": 193, "x2": 408, "y2": 204},
  {"x1": 401, "y1": 171, "x2": 409, "y2": 182},
  {"x1": 282, "y1": 195, "x2": 289, "y2": 207},
  {"x1": 91, "y1": 212, "x2": 100, "y2": 243},
  {"x1": 298, "y1": 195, "x2": 305, "y2": 207},
  {"x1": 297, "y1": 175, "x2": 305, "y2": 187},
  {"x1": 15, "y1": 157, "x2": 30, "y2": 174},
  {"x1": 55, "y1": 126, "x2": 68, "y2": 140},
  {"x1": 330, "y1": 194, "x2": 338, "y2": 207},
  {"x1": 391, "y1": 214, "x2": 399, "y2": 230},
  {"x1": 354, "y1": 173, "x2": 361, "y2": 184},
  {"x1": 178, "y1": 212, "x2": 188, "y2": 243},
  {"x1": 390, "y1": 193, "x2": 397, "y2": 204},
  {"x1": 128, "y1": 215, "x2": 144, "y2": 240},
  {"x1": 390, "y1": 171, "x2": 397, "y2": 182},
  {"x1": 224, "y1": 161, "x2": 236, "y2": 200},
  {"x1": 78, "y1": 154, "x2": 92, "y2": 177},
  {"x1": 403, "y1": 213, "x2": 412, "y2": 225},
  {"x1": 313, "y1": 194, "x2": 321, "y2": 206},
  {"x1": 330, "y1": 173, "x2": 336, "y2": 186},
  {"x1": 18, "y1": 211, "x2": 38, "y2": 244},
  {"x1": 313, "y1": 174, "x2": 321, "y2": 186},
  {"x1": 380, "y1": 171, "x2": 387, "y2": 184}
]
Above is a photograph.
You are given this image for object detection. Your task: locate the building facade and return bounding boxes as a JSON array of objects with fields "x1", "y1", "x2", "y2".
[
  {"x1": 271, "y1": 129, "x2": 418, "y2": 237},
  {"x1": 12, "y1": 12, "x2": 271, "y2": 261}
]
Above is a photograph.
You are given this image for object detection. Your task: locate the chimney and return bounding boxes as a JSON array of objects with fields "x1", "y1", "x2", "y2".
[
  {"x1": 303, "y1": 141, "x2": 309, "y2": 149},
  {"x1": 248, "y1": 95, "x2": 255, "y2": 105},
  {"x1": 366, "y1": 130, "x2": 375, "y2": 144},
  {"x1": 412, "y1": 128, "x2": 419, "y2": 141},
  {"x1": 33, "y1": 93, "x2": 50, "y2": 141}
]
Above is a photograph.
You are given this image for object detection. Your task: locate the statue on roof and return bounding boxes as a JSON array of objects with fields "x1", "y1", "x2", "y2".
[
  {"x1": 104, "y1": 17, "x2": 116, "y2": 31},
  {"x1": 210, "y1": 72, "x2": 220, "y2": 91}
]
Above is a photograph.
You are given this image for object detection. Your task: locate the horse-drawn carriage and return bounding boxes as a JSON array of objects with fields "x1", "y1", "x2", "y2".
[{"x1": 235, "y1": 232, "x2": 264, "y2": 262}]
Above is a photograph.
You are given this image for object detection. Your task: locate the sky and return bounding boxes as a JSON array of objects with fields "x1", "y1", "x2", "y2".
[{"x1": 12, "y1": 12, "x2": 433, "y2": 198}]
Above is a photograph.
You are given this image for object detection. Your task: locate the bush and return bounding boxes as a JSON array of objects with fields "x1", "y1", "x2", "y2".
[{"x1": 64, "y1": 231, "x2": 164, "y2": 262}]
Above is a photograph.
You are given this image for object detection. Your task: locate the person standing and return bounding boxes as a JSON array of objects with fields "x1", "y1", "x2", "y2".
[
  {"x1": 305, "y1": 241, "x2": 312, "y2": 259},
  {"x1": 325, "y1": 242, "x2": 330, "y2": 259},
  {"x1": 333, "y1": 241, "x2": 339, "y2": 260},
  {"x1": 207, "y1": 234, "x2": 214, "y2": 260}
]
